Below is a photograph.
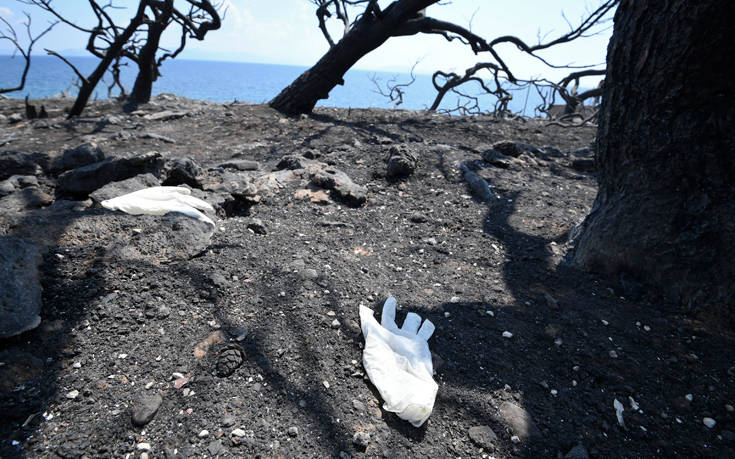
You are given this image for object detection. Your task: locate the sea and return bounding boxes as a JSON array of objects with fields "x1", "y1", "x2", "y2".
[{"x1": 1, "y1": 55, "x2": 552, "y2": 116}]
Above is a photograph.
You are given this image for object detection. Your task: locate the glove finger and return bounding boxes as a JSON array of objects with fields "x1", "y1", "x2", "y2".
[
  {"x1": 380, "y1": 297, "x2": 398, "y2": 331},
  {"x1": 417, "y1": 319, "x2": 436, "y2": 341},
  {"x1": 401, "y1": 312, "x2": 421, "y2": 334}
]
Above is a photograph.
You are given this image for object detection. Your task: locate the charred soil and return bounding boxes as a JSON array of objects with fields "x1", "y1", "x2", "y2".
[{"x1": 1, "y1": 95, "x2": 734, "y2": 458}]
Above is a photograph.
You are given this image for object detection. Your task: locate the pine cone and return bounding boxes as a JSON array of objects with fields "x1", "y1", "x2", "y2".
[{"x1": 216, "y1": 343, "x2": 244, "y2": 377}]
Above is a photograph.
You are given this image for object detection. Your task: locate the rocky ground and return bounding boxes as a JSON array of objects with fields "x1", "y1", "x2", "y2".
[{"x1": 0, "y1": 94, "x2": 734, "y2": 458}]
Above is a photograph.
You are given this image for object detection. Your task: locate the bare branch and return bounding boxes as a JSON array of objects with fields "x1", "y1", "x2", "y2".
[{"x1": 0, "y1": 13, "x2": 57, "y2": 94}]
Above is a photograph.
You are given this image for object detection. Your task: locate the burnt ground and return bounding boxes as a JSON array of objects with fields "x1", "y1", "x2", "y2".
[{"x1": 1, "y1": 95, "x2": 734, "y2": 458}]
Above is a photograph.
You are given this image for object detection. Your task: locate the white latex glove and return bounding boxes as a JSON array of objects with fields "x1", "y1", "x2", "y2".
[
  {"x1": 100, "y1": 186, "x2": 215, "y2": 226},
  {"x1": 360, "y1": 297, "x2": 438, "y2": 427}
]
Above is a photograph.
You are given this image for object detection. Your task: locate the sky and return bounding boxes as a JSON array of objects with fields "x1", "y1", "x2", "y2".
[{"x1": 0, "y1": 1, "x2": 615, "y2": 82}]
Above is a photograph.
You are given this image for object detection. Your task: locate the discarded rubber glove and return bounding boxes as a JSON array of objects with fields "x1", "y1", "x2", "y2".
[
  {"x1": 100, "y1": 186, "x2": 215, "y2": 226},
  {"x1": 359, "y1": 297, "x2": 437, "y2": 427}
]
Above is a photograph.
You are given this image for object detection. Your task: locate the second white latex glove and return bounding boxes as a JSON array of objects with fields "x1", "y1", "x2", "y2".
[
  {"x1": 360, "y1": 297, "x2": 437, "y2": 427},
  {"x1": 100, "y1": 186, "x2": 215, "y2": 226}
]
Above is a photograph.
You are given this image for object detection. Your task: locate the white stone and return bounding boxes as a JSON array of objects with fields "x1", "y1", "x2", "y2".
[
  {"x1": 198, "y1": 430, "x2": 209, "y2": 438},
  {"x1": 231, "y1": 428, "x2": 247, "y2": 437},
  {"x1": 502, "y1": 331, "x2": 513, "y2": 339},
  {"x1": 323, "y1": 380, "x2": 330, "y2": 389},
  {"x1": 703, "y1": 417, "x2": 716, "y2": 428},
  {"x1": 510, "y1": 435, "x2": 520, "y2": 444},
  {"x1": 136, "y1": 442, "x2": 151, "y2": 451},
  {"x1": 65, "y1": 390, "x2": 79, "y2": 399}
]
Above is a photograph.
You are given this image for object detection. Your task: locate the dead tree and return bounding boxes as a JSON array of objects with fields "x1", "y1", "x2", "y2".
[
  {"x1": 23, "y1": 0, "x2": 221, "y2": 116},
  {"x1": 0, "y1": 12, "x2": 56, "y2": 94},
  {"x1": 271, "y1": 0, "x2": 617, "y2": 116}
]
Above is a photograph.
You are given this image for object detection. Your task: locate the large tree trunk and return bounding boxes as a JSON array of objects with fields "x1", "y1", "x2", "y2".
[
  {"x1": 572, "y1": 0, "x2": 735, "y2": 324},
  {"x1": 270, "y1": 1, "x2": 432, "y2": 116}
]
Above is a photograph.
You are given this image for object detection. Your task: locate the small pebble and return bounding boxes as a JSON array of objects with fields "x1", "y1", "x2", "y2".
[
  {"x1": 444, "y1": 312, "x2": 451, "y2": 318},
  {"x1": 554, "y1": 338, "x2": 563, "y2": 346},
  {"x1": 288, "y1": 426, "x2": 299, "y2": 437},
  {"x1": 145, "y1": 381, "x2": 155, "y2": 390},
  {"x1": 137, "y1": 442, "x2": 151, "y2": 451},
  {"x1": 486, "y1": 310, "x2": 494, "y2": 317},
  {"x1": 140, "y1": 453, "x2": 149, "y2": 459},
  {"x1": 231, "y1": 428, "x2": 246, "y2": 437},
  {"x1": 601, "y1": 320, "x2": 609, "y2": 326},
  {"x1": 685, "y1": 394, "x2": 693, "y2": 402},
  {"x1": 118, "y1": 353, "x2": 128, "y2": 359},
  {"x1": 198, "y1": 430, "x2": 209, "y2": 438},
  {"x1": 65, "y1": 390, "x2": 79, "y2": 399},
  {"x1": 550, "y1": 389, "x2": 558, "y2": 396},
  {"x1": 298, "y1": 400, "x2": 307, "y2": 408},
  {"x1": 643, "y1": 325, "x2": 651, "y2": 331},
  {"x1": 609, "y1": 350, "x2": 618, "y2": 358},
  {"x1": 502, "y1": 331, "x2": 513, "y2": 338},
  {"x1": 72, "y1": 362, "x2": 82, "y2": 369},
  {"x1": 511, "y1": 435, "x2": 521, "y2": 444},
  {"x1": 703, "y1": 417, "x2": 716, "y2": 428},
  {"x1": 450, "y1": 296, "x2": 460, "y2": 303},
  {"x1": 331, "y1": 319, "x2": 341, "y2": 329},
  {"x1": 323, "y1": 380, "x2": 330, "y2": 389},
  {"x1": 725, "y1": 404, "x2": 734, "y2": 412}
]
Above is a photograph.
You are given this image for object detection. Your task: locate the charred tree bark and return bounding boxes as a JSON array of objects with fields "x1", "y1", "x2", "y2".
[
  {"x1": 128, "y1": 0, "x2": 174, "y2": 106},
  {"x1": 571, "y1": 0, "x2": 735, "y2": 325},
  {"x1": 68, "y1": 3, "x2": 147, "y2": 117},
  {"x1": 270, "y1": 0, "x2": 433, "y2": 116}
]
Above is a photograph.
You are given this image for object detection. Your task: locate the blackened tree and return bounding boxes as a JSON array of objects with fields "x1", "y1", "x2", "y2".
[
  {"x1": 571, "y1": 0, "x2": 735, "y2": 326},
  {"x1": 23, "y1": 0, "x2": 221, "y2": 116},
  {"x1": 270, "y1": 0, "x2": 616, "y2": 116},
  {"x1": 0, "y1": 12, "x2": 56, "y2": 94}
]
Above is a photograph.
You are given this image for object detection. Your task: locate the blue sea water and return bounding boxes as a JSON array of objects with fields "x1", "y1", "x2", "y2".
[{"x1": 1, "y1": 55, "x2": 550, "y2": 115}]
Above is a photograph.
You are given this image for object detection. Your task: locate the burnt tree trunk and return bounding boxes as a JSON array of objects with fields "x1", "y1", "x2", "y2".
[
  {"x1": 270, "y1": 1, "x2": 431, "y2": 116},
  {"x1": 128, "y1": 0, "x2": 174, "y2": 106},
  {"x1": 572, "y1": 0, "x2": 735, "y2": 324},
  {"x1": 68, "y1": 3, "x2": 147, "y2": 117}
]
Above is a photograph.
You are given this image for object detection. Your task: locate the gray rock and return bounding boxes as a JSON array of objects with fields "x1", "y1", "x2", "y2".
[
  {"x1": 162, "y1": 157, "x2": 202, "y2": 188},
  {"x1": 352, "y1": 431, "x2": 370, "y2": 449},
  {"x1": 498, "y1": 401, "x2": 541, "y2": 440},
  {"x1": 460, "y1": 163, "x2": 495, "y2": 201},
  {"x1": 57, "y1": 152, "x2": 165, "y2": 197},
  {"x1": 276, "y1": 155, "x2": 367, "y2": 206},
  {"x1": 409, "y1": 212, "x2": 428, "y2": 223},
  {"x1": 222, "y1": 414, "x2": 236, "y2": 427},
  {"x1": 218, "y1": 159, "x2": 260, "y2": 171},
  {"x1": 0, "y1": 237, "x2": 44, "y2": 338},
  {"x1": 468, "y1": 425, "x2": 498, "y2": 449},
  {"x1": 131, "y1": 393, "x2": 163, "y2": 426},
  {"x1": 287, "y1": 426, "x2": 299, "y2": 437},
  {"x1": 8, "y1": 113, "x2": 23, "y2": 124},
  {"x1": 143, "y1": 110, "x2": 187, "y2": 121},
  {"x1": 565, "y1": 444, "x2": 591, "y2": 459},
  {"x1": 207, "y1": 440, "x2": 224, "y2": 456},
  {"x1": 386, "y1": 145, "x2": 418, "y2": 178},
  {"x1": 0, "y1": 150, "x2": 49, "y2": 180},
  {"x1": 246, "y1": 218, "x2": 267, "y2": 235},
  {"x1": 88, "y1": 173, "x2": 160, "y2": 204},
  {"x1": 51, "y1": 142, "x2": 105, "y2": 174},
  {"x1": 309, "y1": 165, "x2": 366, "y2": 207},
  {"x1": 104, "y1": 213, "x2": 214, "y2": 262},
  {"x1": 0, "y1": 175, "x2": 39, "y2": 196},
  {"x1": 302, "y1": 268, "x2": 319, "y2": 280},
  {"x1": 0, "y1": 187, "x2": 53, "y2": 212},
  {"x1": 140, "y1": 132, "x2": 176, "y2": 143},
  {"x1": 352, "y1": 400, "x2": 366, "y2": 412}
]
